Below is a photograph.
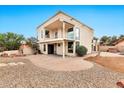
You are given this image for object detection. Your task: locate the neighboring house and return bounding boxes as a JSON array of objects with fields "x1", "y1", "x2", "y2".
[
  {"x1": 37, "y1": 11, "x2": 94, "y2": 58},
  {"x1": 99, "y1": 38, "x2": 124, "y2": 53},
  {"x1": 115, "y1": 38, "x2": 124, "y2": 52}
]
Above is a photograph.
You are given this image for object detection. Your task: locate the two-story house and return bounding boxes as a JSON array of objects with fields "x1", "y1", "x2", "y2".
[{"x1": 37, "y1": 11, "x2": 94, "y2": 58}]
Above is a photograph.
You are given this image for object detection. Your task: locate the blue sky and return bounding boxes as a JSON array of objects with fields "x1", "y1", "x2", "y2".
[{"x1": 0, "y1": 5, "x2": 124, "y2": 38}]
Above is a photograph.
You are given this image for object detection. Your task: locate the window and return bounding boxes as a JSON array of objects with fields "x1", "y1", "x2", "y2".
[
  {"x1": 68, "y1": 42, "x2": 73, "y2": 53},
  {"x1": 67, "y1": 28, "x2": 74, "y2": 39},
  {"x1": 41, "y1": 30, "x2": 43, "y2": 38},
  {"x1": 75, "y1": 28, "x2": 80, "y2": 40},
  {"x1": 58, "y1": 43, "x2": 60, "y2": 47},
  {"x1": 45, "y1": 30, "x2": 50, "y2": 38},
  {"x1": 43, "y1": 44, "x2": 46, "y2": 51},
  {"x1": 55, "y1": 32, "x2": 58, "y2": 38}
]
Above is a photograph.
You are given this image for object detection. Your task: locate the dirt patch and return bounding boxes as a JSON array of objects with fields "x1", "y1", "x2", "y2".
[
  {"x1": 24, "y1": 55, "x2": 94, "y2": 71},
  {"x1": 85, "y1": 56, "x2": 124, "y2": 73}
]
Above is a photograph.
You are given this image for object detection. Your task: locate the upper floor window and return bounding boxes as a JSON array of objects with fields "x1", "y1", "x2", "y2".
[
  {"x1": 45, "y1": 30, "x2": 50, "y2": 38},
  {"x1": 75, "y1": 28, "x2": 80, "y2": 40},
  {"x1": 55, "y1": 32, "x2": 58, "y2": 38},
  {"x1": 67, "y1": 27, "x2": 74, "y2": 39},
  {"x1": 41, "y1": 30, "x2": 43, "y2": 38}
]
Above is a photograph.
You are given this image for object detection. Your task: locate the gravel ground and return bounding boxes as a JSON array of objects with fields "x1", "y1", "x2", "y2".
[{"x1": 0, "y1": 57, "x2": 124, "y2": 88}]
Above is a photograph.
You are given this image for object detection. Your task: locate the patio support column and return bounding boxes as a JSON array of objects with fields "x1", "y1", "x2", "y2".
[
  {"x1": 62, "y1": 41, "x2": 65, "y2": 58},
  {"x1": 43, "y1": 28, "x2": 45, "y2": 40},
  {"x1": 73, "y1": 26, "x2": 76, "y2": 40},
  {"x1": 73, "y1": 41, "x2": 76, "y2": 56},
  {"x1": 62, "y1": 22, "x2": 66, "y2": 38},
  {"x1": 46, "y1": 43, "x2": 48, "y2": 54},
  {"x1": 73, "y1": 26, "x2": 76, "y2": 56},
  {"x1": 62, "y1": 21, "x2": 66, "y2": 58}
]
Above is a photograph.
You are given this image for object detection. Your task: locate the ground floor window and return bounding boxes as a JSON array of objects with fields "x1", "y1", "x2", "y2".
[{"x1": 68, "y1": 42, "x2": 73, "y2": 53}]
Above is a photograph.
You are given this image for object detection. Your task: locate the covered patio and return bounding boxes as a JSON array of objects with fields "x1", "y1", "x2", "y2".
[{"x1": 39, "y1": 39, "x2": 79, "y2": 58}]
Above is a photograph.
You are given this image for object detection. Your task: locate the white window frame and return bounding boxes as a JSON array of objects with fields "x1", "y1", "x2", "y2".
[
  {"x1": 75, "y1": 27, "x2": 80, "y2": 40},
  {"x1": 41, "y1": 30, "x2": 43, "y2": 38}
]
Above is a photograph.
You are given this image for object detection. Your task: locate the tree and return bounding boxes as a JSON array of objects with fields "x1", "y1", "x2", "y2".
[
  {"x1": 0, "y1": 33, "x2": 6, "y2": 51},
  {"x1": 119, "y1": 34, "x2": 124, "y2": 39},
  {"x1": 0, "y1": 32, "x2": 25, "y2": 51},
  {"x1": 100, "y1": 36, "x2": 111, "y2": 45},
  {"x1": 109, "y1": 36, "x2": 118, "y2": 45},
  {"x1": 100, "y1": 35, "x2": 118, "y2": 46},
  {"x1": 93, "y1": 37, "x2": 99, "y2": 43},
  {"x1": 93, "y1": 37, "x2": 98, "y2": 41},
  {"x1": 26, "y1": 37, "x2": 38, "y2": 47},
  {"x1": 26, "y1": 37, "x2": 39, "y2": 54}
]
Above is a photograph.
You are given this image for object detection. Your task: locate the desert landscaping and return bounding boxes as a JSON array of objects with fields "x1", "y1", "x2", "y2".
[
  {"x1": 0, "y1": 53, "x2": 124, "y2": 88},
  {"x1": 0, "y1": 32, "x2": 124, "y2": 87},
  {"x1": 85, "y1": 56, "x2": 124, "y2": 73}
]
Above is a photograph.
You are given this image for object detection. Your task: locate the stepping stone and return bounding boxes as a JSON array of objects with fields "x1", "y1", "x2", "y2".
[
  {"x1": 0, "y1": 63, "x2": 8, "y2": 67},
  {"x1": 8, "y1": 63, "x2": 18, "y2": 66},
  {"x1": 17, "y1": 62, "x2": 25, "y2": 65}
]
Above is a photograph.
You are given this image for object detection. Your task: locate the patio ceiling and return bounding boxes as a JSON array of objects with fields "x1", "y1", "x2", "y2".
[{"x1": 45, "y1": 20, "x2": 74, "y2": 30}]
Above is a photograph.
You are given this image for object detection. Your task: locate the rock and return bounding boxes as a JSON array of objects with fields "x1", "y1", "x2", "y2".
[
  {"x1": 116, "y1": 80, "x2": 124, "y2": 88},
  {"x1": 0, "y1": 63, "x2": 8, "y2": 67}
]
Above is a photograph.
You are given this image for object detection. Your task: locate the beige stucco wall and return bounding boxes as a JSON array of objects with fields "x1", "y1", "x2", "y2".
[
  {"x1": 40, "y1": 43, "x2": 48, "y2": 54},
  {"x1": 77, "y1": 26, "x2": 93, "y2": 54},
  {"x1": 56, "y1": 43, "x2": 63, "y2": 55},
  {"x1": 23, "y1": 47, "x2": 34, "y2": 55}
]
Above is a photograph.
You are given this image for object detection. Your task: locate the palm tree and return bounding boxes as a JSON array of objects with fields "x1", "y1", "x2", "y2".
[{"x1": 0, "y1": 32, "x2": 25, "y2": 51}]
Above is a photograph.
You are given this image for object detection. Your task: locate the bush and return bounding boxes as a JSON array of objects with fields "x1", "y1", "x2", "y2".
[{"x1": 76, "y1": 45, "x2": 87, "y2": 56}]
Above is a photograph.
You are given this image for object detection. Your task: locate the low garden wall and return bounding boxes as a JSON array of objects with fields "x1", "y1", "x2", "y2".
[
  {"x1": 99, "y1": 45, "x2": 124, "y2": 52},
  {"x1": 0, "y1": 50, "x2": 20, "y2": 56},
  {"x1": 99, "y1": 46, "x2": 116, "y2": 52}
]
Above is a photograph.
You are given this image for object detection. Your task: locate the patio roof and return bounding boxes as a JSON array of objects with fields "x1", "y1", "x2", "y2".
[{"x1": 37, "y1": 11, "x2": 94, "y2": 31}]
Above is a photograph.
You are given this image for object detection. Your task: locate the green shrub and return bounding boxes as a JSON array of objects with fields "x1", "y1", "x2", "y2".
[{"x1": 76, "y1": 45, "x2": 87, "y2": 56}]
